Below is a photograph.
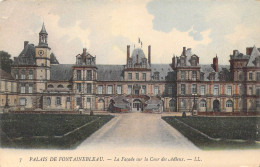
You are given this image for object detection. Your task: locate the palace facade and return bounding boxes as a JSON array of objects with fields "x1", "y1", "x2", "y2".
[{"x1": 0, "y1": 24, "x2": 259, "y2": 113}]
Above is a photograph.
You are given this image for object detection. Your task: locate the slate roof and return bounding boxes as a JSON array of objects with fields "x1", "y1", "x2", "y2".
[
  {"x1": 50, "y1": 64, "x2": 73, "y2": 81},
  {"x1": 131, "y1": 48, "x2": 147, "y2": 65},
  {"x1": 247, "y1": 46, "x2": 260, "y2": 67},
  {"x1": 13, "y1": 44, "x2": 36, "y2": 65},
  {"x1": 151, "y1": 64, "x2": 175, "y2": 81},
  {"x1": 230, "y1": 50, "x2": 250, "y2": 60},
  {"x1": 50, "y1": 53, "x2": 59, "y2": 64},
  {"x1": 96, "y1": 65, "x2": 124, "y2": 81},
  {"x1": 200, "y1": 64, "x2": 230, "y2": 81},
  {"x1": 39, "y1": 23, "x2": 48, "y2": 34},
  {"x1": 0, "y1": 69, "x2": 14, "y2": 80}
]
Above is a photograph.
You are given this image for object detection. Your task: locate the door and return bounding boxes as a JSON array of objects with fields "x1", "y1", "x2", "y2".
[
  {"x1": 213, "y1": 100, "x2": 220, "y2": 112},
  {"x1": 97, "y1": 99, "x2": 105, "y2": 110},
  {"x1": 132, "y1": 99, "x2": 142, "y2": 112}
]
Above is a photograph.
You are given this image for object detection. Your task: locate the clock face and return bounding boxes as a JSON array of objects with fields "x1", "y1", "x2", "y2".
[{"x1": 38, "y1": 50, "x2": 44, "y2": 56}]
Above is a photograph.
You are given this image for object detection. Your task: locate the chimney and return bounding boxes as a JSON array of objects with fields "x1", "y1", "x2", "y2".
[
  {"x1": 213, "y1": 55, "x2": 218, "y2": 72},
  {"x1": 172, "y1": 56, "x2": 175, "y2": 69},
  {"x1": 24, "y1": 41, "x2": 29, "y2": 48},
  {"x1": 148, "y1": 45, "x2": 151, "y2": 65},
  {"x1": 183, "y1": 47, "x2": 186, "y2": 56},
  {"x1": 83, "y1": 48, "x2": 87, "y2": 63},
  {"x1": 246, "y1": 47, "x2": 253, "y2": 55},
  {"x1": 233, "y1": 50, "x2": 238, "y2": 56},
  {"x1": 127, "y1": 45, "x2": 130, "y2": 64}
]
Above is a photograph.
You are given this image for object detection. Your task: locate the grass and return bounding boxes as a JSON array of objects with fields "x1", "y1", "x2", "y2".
[
  {"x1": 162, "y1": 116, "x2": 260, "y2": 150},
  {"x1": 0, "y1": 113, "x2": 113, "y2": 149}
]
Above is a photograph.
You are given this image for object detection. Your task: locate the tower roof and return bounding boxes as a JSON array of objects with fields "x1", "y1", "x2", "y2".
[{"x1": 39, "y1": 22, "x2": 48, "y2": 35}]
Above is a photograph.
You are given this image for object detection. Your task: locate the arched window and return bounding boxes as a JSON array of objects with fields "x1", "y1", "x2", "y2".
[
  {"x1": 67, "y1": 85, "x2": 72, "y2": 89},
  {"x1": 200, "y1": 100, "x2": 206, "y2": 107},
  {"x1": 48, "y1": 84, "x2": 54, "y2": 88},
  {"x1": 46, "y1": 97, "x2": 51, "y2": 106},
  {"x1": 57, "y1": 84, "x2": 64, "y2": 88},
  {"x1": 226, "y1": 100, "x2": 233, "y2": 107},
  {"x1": 180, "y1": 99, "x2": 186, "y2": 108}
]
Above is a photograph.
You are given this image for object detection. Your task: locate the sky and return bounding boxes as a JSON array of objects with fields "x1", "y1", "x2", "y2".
[{"x1": 0, "y1": 0, "x2": 260, "y2": 65}]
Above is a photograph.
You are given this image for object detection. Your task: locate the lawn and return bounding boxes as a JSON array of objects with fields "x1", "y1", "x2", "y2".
[
  {"x1": 162, "y1": 116, "x2": 260, "y2": 150},
  {"x1": 0, "y1": 113, "x2": 113, "y2": 149}
]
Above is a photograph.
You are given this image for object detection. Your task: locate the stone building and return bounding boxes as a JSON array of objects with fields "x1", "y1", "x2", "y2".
[{"x1": 1, "y1": 23, "x2": 259, "y2": 113}]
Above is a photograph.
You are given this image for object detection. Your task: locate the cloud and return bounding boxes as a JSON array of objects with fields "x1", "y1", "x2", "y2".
[{"x1": 0, "y1": 0, "x2": 259, "y2": 66}]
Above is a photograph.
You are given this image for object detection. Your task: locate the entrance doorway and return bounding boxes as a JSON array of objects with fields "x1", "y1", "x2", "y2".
[
  {"x1": 97, "y1": 99, "x2": 105, "y2": 110},
  {"x1": 213, "y1": 100, "x2": 220, "y2": 112},
  {"x1": 132, "y1": 99, "x2": 142, "y2": 112}
]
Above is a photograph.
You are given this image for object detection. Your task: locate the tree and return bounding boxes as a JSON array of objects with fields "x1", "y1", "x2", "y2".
[{"x1": 0, "y1": 51, "x2": 13, "y2": 73}]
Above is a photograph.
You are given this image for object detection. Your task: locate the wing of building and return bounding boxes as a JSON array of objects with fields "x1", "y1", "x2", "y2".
[{"x1": 1, "y1": 24, "x2": 260, "y2": 114}]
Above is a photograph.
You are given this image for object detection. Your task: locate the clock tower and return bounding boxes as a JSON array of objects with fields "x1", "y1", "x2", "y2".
[{"x1": 35, "y1": 23, "x2": 51, "y2": 93}]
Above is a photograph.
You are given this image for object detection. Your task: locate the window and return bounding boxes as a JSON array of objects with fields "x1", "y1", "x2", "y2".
[
  {"x1": 29, "y1": 70, "x2": 33, "y2": 79},
  {"x1": 200, "y1": 100, "x2": 206, "y2": 107},
  {"x1": 77, "y1": 70, "x2": 81, "y2": 80},
  {"x1": 11, "y1": 83, "x2": 14, "y2": 92},
  {"x1": 46, "y1": 97, "x2": 51, "y2": 106},
  {"x1": 19, "y1": 98, "x2": 26, "y2": 106},
  {"x1": 181, "y1": 71, "x2": 186, "y2": 80},
  {"x1": 5, "y1": 82, "x2": 8, "y2": 91},
  {"x1": 14, "y1": 70, "x2": 18, "y2": 79},
  {"x1": 200, "y1": 85, "x2": 205, "y2": 95},
  {"x1": 107, "y1": 85, "x2": 113, "y2": 94},
  {"x1": 154, "y1": 72, "x2": 159, "y2": 80},
  {"x1": 192, "y1": 71, "x2": 197, "y2": 80},
  {"x1": 142, "y1": 73, "x2": 146, "y2": 80},
  {"x1": 192, "y1": 84, "x2": 197, "y2": 94},
  {"x1": 28, "y1": 84, "x2": 33, "y2": 93},
  {"x1": 226, "y1": 100, "x2": 233, "y2": 107},
  {"x1": 257, "y1": 72, "x2": 260, "y2": 81},
  {"x1": 20, "y1": 84, "x2": 25, "y2": 93},
  {"x1": 154, "y1": 86, "x2": 159, "y2": 95},
  {"x1": 239, "y1": 73, "x2": 243, "y2": 81},
  {"x1": 66, "y1": 97, "x2": 70, "y2": 102},
  {"x1": 200, "y1": 73, "x2": 204, "y2": 81},
  {"x1": 57, "y1": 84, "x2": 64, "y2": 88},
  {"x1": 76, "y1": 97, "x2": 82, "y2": 106},
  {"x1": 117, "y1": 85, "x2": 122, "y2": 94},
  {"x1": 21, "y1": 70, "x2": 26, "y2": 79},
  {"x1": 141, "y1": 85, "x2": 146, "y2": 94},
  {"x1": 257, "y1": 88, "x2": 260, "y2": 96},
  {"x1": 128, "y1": 85, "x2": 132, "y2": 94},
  {"x1": 227, "y1": 86, "x2": 232, "y2": 95},
  {"x1": 240, "y1": 86, "x2": 244, "y2": 95},
  {"x1": 87, "y1": 70, "x2": 92, "y2": 80},
  {"x1": 87, "y1": 83, "x2": 92, "y2": 94},
  {"x1": 180, "y1": 99, "x2": 186, "y2": 108},
  {"x1": 168, "y1": 85, "x2": 173, "y2": 94},
  {"x1": 181, "y1": 84, "x2": 186, "y2": 95},
  {"x1": 249, "y1": 73, "x2": 253, "y2": 80},
  {"x1": 56, "y1": 97, "x2": 61, "y2": 105},
  {"x1": 76, "y1": 83, "x2": 81, "y2": 92},
  {"x1": 48, "y1": 84, "x2": 54, "y2": 88},
  {"x1": 128, "y1": 73, "x2": 132, "y2": 80},
  {"x1": 67, "y1": 85, "x2": 72, "y2": 89},
  {"x1": 136, "y1": 73, "x2": 139, "y2": 80},
  {"x1": 213, "y1": 85, "x2": 219, "y2": 95},
  {"x1": 98, "y1": 85, "x2": 103, "y2": 94},
  {"x1": 249, "y1": 87, "x2": 253, "y2": 95}
]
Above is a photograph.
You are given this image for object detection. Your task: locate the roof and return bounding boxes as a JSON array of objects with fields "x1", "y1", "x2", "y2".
[
  {"x1": 13, "y1": 44, "x2": 36, "y2": 65},
  {"x1": 39, "y1": 23, "x2": 48, "y2": 34},
  {"x1": 247, "y1": 46, "x2": 260, "y2": 67},
  {"x1": 50, "y1": 64, "x2": 73, "y2": 81},
  {"x1": 0, "y1": 69, "x2": 14, "y2": 80},
  {"x1": 50, "y1": 53, "x2": 59, "y2": 64},
  {"x1": 96, "y1": 65, "x2": 124, "y2": 81},
  {"x1": 200, "y1": 64, "x2": 230, "y2": 81},
  {"x1": 131, "y1": 48, "x2": 146, "y2": 65},
  {"x1": 151, "y1": 64, "x2": 175, "y2": 81}
]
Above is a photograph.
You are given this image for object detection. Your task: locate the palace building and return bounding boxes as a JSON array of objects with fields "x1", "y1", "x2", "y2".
[{"x1": 0, "y1": 24, "x2": 259, "y2": 113}]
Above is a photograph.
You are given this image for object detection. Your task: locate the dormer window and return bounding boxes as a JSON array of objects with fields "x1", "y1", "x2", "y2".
[
  {"x1": 209, "y1": 73, "x2": 215, "y2": 80},
  {"x1": 154, "y1": 72, "x2": 159, "y2": 80}
]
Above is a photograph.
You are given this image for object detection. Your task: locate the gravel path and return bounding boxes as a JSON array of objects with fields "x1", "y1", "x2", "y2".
[{"x1": 77, "y1": 113, "x2": 199, "y2": 150}]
